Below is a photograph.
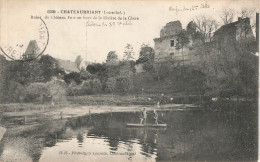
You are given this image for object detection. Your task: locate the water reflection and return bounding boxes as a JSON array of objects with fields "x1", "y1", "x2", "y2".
[{"x1": 0, "y1": 108, "x2": 257, "y2": 162}]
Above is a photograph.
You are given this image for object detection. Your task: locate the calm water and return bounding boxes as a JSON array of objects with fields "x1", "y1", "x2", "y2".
[{"x1": 0, "y1": 108, "x2": 258, "y2": 161}]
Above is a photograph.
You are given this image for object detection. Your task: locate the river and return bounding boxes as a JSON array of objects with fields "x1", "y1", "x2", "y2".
[{"x1": 0, "y1": 105, "x2": 257, "y2": 161}]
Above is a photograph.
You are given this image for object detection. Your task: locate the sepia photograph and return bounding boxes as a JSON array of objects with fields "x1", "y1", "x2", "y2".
[{"x1": 0, "y1": 0, "x2": 259, "y2": 161}]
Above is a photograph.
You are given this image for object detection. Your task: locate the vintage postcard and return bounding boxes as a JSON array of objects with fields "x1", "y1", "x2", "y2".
[{"x1": 0, "y1": 0, "x2": 259, "y2": 161}]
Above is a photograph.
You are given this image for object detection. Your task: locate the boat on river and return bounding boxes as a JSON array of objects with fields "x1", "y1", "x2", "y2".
[{"x1": 126, "y1": 123, "x2": 167, "y2": 127}]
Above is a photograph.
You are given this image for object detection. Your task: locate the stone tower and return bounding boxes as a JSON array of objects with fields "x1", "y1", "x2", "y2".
[
  {"x1": 22, "y1": 40, "x2": 39, "y2": 60},
  {"x1": 154, "y1": 21, "x2": 190, "y2": 64}
]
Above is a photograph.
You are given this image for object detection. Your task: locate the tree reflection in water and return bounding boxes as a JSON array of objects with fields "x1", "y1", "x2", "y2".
[{"x1": 0, "y1": 107, "x2": 257, "y2": 162}]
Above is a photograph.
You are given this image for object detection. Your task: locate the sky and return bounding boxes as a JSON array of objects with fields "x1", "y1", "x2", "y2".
[{"x1": 0, "y1": 0, "x2": 258, "y2": 62}]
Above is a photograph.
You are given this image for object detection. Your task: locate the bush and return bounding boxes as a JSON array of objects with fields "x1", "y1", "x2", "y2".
[{"x1": 66, "y1": 79, "x2": 102, "y2": 96}]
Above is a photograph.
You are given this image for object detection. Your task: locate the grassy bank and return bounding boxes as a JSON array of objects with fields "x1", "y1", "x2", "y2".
[
  {"x1": 0, "y1": 94, "x2": 256, "y2": 113},
  {"x1": 0, "y1": 102, "x2": 70, "y2": 112}
]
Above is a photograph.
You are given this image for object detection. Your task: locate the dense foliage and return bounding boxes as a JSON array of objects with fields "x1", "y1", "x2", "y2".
[{"x1": 0, "y1": 21, "x2": 258, "y2": 104}]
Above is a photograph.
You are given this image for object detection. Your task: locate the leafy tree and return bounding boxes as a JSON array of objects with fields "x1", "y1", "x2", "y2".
[
  {"x1": 116, "y1": 76, "x2": 132, "y2": 94},
  {"x1": 80, "y1": 80, "x2": 92, "y2": 95},
  {"x1": 86, "y1": 63, "x2": 108, "y2": 91},
  {"x1": 64, "y1": 72, "x2": 81, "y2": 85},
  {"x1": 86, "y1": 63, "x2": 106, "y2": 74},
  {"x1": 235, "y1": 41, "x2": 258, "y2": 100},
  {"x1": 2, "y1": 81, "x2": 25, "y2": 103},
  {"x1": 106, "y1": 51, "x2": 118, "y2": 63},
  {"x1": 105, "y1": 77, "x2": 117, "y2": 94},
  {"x1": 193, "y1": 35, "x2": 258, "y2": 100},
  {"x1": 186, "y1": 21, "x2": 197, "y2": 36},
  {"x1": 39, "y1": 55, "x2": 60, "y2": 82},
  {"x1": 143, "y1": 60, "x2": 154, "y2": 71},
  {"x1": 176, "y1": 30, "x2": 190, "y2": 66},
  {"x1": 158, "y1": 63, "x2": 171, "y2": 80},
  {"x1": 68, "y1": 78, "x2": 102, "y2": 95},
  {"x1": 80, "y1": 69, "x2": 92, "y2": 80},
  {"x1": 91, "y1": 79, "x2": 102, "y2": 94},
  {"x1": 75, "y1": 55, "x2": 83, "y2": 70},
  {"x1": 22, "y1": 60, "x2": 44, "y2": 83},
  {"x1": 24, "y1": 82, "x2": 49, "y2": 103},
  {"x1": 47, "y1": 79, "x2": 67, "y2": 103},
  {"x1": 3, "y1": 60, "x2": 44, "y2": 84},
  {"x1": 123, "y1": 44, "x2": 135, "y2": 61},
  {"x1": 116, "y1": 61, "x2": 135, "y2": 93},
  {"x1": 0, "y1": 55, "x2": 7, "y2": 95},
  {"x1": 136, "y1": 45, "x2": 155, "y2": 64},
  {"x1": 106, "y1": 64, "x2": 120, "y2": 78},
  {"x1": 175, "y1": 30, "x2": 190, "y2": 98}
]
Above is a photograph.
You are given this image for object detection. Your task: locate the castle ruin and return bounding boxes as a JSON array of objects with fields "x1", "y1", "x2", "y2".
[{"x1": 153, "y1": 21, "x2": 192, "y2": 64}]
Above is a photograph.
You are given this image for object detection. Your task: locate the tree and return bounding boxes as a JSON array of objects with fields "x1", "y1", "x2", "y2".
[
  {"x1": 106, "y1": 64, "x2": 120, "y2": 78},
  {"x1": 39, "y1": 55, "x2": 60, "y2": 82},
  {"x1": 86, "y1": 63, "x2": 108, "y2": 90},
  {"x1": 117, "y1": 61, "x2": 135, "y2": 93},
  {"x1": 106, "y1": 51, "x2": 118, "y2": 63},
  {"x1": 91, "y1": 79, "x2": 102, "y2": 94},
  {"x1": 79, "y1": 69, "x2": 92, "y2": 80},
  {"x1": 186, "y1": 21, "x2": 197, "y2": 36},
  {"x1": 25, "y1": 82, "x2": 49, "y2": 103},
  {"x1": 0, "y1": 55, "x2": 7, "y2": 100},
  {"x1": 75, "y1": 55, "x2": 83, "y2": 70},
  {"x1": 47, "y1": 79, "x2": 67, "y2": 103},
  {"x1": 239, "y1": 8, "x2": 256, "y2": 36},
  {"x1": 64, "y1": 72, "x2": 81, "y2": 85},
  {"x1": 86, "y1": 63, "x2": 106, "y2": 74},
  {"x1": 235, "y1": 41, "x2": 258, "y2": 100},
  {"x1": 158, "y1": 63, "x2": 171, "y2": 80},
  {"x1": 136, "y1": 45, "x2": 155, "y2": 64},
  {"x1": 123, "y1": 44, "x2": 135, "y2": 61},
  {"x1": 176, "y1": 30, "x2": 190, "y2": 66},
  {"x1": 206, "y1": 18, "x2": 219, "y2": 42},
  {"x1": 116, "y1": 76, "x2": 132, "y2": 94},
  {"x1": 22, "y1": 60, "x2": 44, "y2": 83},
  {"x1": 240, "y1": 8, "x2": 255, "y2": 19},
  {"x1": 220, "y1": 9, "x2": 235, "y2": 25},
  {"x1": 80, "y1": 80, "x2": 92, "y2": 95},
  {"x1": 3, "y1": 81, "x2": 25, "y2": 103},
  {"x1": 143, "y1": 60, "x2": 154, "y2": 71},
  {"x1": 175, "y1": 30, "x2": 190, "y2": 99},
  {"x1": 105, "y1": 77, "x2": 117, "y2": 95},
  {"x1": 193, "y1": 16, "x2": 219, "y2": 42}
]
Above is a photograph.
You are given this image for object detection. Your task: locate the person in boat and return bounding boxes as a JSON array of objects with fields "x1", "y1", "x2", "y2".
[
  {"x1": 157, "y1": 101, "x2": 160, "y2": 108},
  {"x1": 140, "y1": 107, "x2": 147, "y2": 124},
  {"x1": 153, "y1": 109, "x2": 158, "y2": 125}
]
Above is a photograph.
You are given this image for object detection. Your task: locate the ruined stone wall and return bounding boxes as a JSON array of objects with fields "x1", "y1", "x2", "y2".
[
  {"x1": 154, "y1": 37, "x2": 191, "y2": 63},
  {"x1": 154, "y1": 21, "x2": 194, "y2": 65},
  {"x1": 235, "y1": 18, "x2": 255, "y2": 41},
  {"x1": 160, "y1": 21, "x2": 182, "y2": 38}
]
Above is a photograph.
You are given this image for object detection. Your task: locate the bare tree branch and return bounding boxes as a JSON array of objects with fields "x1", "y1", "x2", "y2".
[{"x1": 220, "y1": 9, "x2": 235, "y2": 25}]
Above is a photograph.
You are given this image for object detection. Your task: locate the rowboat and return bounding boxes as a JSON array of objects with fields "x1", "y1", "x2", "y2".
[{"x1": 126, "y1": 123, "x2": 167, "y2": 127}]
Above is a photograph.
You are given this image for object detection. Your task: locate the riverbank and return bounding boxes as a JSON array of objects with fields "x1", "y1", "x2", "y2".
[
  {"x1": 0, "y1": 94, "x2": 256, "y2": 127},
  {"x1": 0, "y1": 93, "x2": 203, "y2": 112},
  {"x1": 0, "y1": 94, "x2": 201, "y2": 124},
  {"x1": 1, "y1": 103, "x2": 198, "y2": 125}
]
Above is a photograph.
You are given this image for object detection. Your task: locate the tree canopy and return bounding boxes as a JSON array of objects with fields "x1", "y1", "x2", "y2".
[{"x1": 106, "y1": 51, "x2": 118, "y2": 63}]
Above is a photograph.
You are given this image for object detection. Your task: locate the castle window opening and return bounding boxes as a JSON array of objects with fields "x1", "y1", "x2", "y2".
[{"x1": 170, "y1": 40, "x2": 175, "y2": 47}]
